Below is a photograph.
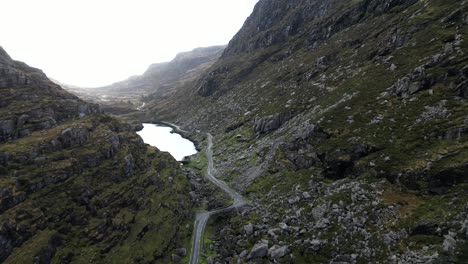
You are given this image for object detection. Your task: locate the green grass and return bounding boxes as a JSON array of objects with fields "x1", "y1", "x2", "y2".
[{"x1": 1, "y1": 114, "x2": 194, "y2": 263}]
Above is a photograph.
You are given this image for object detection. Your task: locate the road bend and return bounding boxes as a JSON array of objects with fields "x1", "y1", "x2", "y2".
[{"x1": 189, "y1": 133, "x2": 248, "y2": 264}]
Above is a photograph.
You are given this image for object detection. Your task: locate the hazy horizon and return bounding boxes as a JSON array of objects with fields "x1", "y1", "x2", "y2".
[{"x1": 0, "y1": 0, "x2": 258, "y2": 87}]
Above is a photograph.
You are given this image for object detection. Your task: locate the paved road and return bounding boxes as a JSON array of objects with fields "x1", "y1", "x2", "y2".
[
  {"x1": 189, "y1": 133, "x2": 248, "y2": 264},
  {"x1": 136, "y1": 102, "x2": 146, "y2": 111}
]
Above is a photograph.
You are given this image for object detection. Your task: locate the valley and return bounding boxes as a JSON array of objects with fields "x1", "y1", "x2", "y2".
[{"x1": 1, "y1": 0, "x2": 468, "y2": 263}]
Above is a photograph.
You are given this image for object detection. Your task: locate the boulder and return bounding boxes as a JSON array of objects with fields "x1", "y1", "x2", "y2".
[
  {"x1": 279, "y1": 222, "x2": 289, "y2": 231},
  {"x1": 268, "y1": 245, "x2": 289, "y2": 259},
  {"x1": 247, "y1": 240, "x2": 269, "y2": 259},
  {"x1": 387, "y1": 66, "x2": 436, "y2": 97},
  {"x1": 312, "y1": 204, "x2": 327, "y2": 220},
  {"x1": 57, "y1": 127, "x2": 89, "y2": 148},
  {"x1": 443, "y1": 232, "x2": 457, "y2": 253},
  {"x1": 315, "y1": 218, "x2": 330, "y2": 229},
  {"x1": 244, "y1": 223, "x2": 254, "y2": 235},
  {"x1": 309, "y1": 239, "x2": 323, "y2": 251},
  {"x1": 239, "y1": 250, "x2": 249, "y2": 259},
  {"x1": 268, "y1": 228, "x2": 280, "y2": 239}
]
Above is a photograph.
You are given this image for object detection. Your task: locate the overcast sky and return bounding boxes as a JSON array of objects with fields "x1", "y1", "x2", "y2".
[{"x1": 0, "y1": 0, "x2": 258, "y2": 87}]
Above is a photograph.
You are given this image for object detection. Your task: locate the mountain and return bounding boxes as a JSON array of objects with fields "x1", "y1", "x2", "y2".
[
  {"x1": 63, "y1": 46, "x2": 226, "y2": 112},
  {"x1": 0, "y1": 46, "x2": 192, "y2": 263},
  {"x1": 101, "y1": 45, "x2": 225, "y2": 97},
  {"x1": 141, "y1": 0, "x2": 468, "y2": 263}
]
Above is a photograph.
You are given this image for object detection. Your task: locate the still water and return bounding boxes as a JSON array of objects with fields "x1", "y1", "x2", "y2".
[{"x1": 137, "y1": 123, "x2": 197, "y2": 161}]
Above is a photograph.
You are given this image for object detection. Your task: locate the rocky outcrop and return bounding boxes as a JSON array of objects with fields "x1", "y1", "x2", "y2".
[
  {"x1": 123, "y1": 154, "x2": 135, "y2": 175},
  {"x1": 278, "y1": 124, "x2": 330, "y2": 170},
  {"x1": 0, "y1": 120, "x2": 15, "y2": 141},
  {"x1": 0, "y1": 65, "x2": 30, "y2": 88},
  {"x1": 196, "y1": 67, "x2": 229, "y2": 97},
  {"x1": 253, "y1": 112, "x2": 294, "y2": 136},
  {"x1": 55, "y1": 127, "x2": 89, "y2": 148}
]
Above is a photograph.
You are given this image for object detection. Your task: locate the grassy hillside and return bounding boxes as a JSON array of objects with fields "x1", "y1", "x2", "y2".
[
  {"x1": 143, "y1": 0, "x2": 468, "y2": 263},
  {"x1": 0, "y1": 46, "x2": 193, "y2": 263}
]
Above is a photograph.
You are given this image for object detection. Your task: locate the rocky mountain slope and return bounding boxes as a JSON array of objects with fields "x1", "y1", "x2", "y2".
[
  {"x1": 101, "y1": 45, "x2": 225, "y2": 98},
  {"x1": 0, "y1": 46, "x2": 193, "y2": 263},
  {"x1": 64, "y1": 46, "x2": 225, "y2": 115},
  {"x1": 142, "y1": 0, "x2": 468, "y2": 263}
]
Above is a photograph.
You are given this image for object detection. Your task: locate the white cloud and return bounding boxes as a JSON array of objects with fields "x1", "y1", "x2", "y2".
[{"x1": 0, "y1": 0, "x2": 258, "y2": 87}]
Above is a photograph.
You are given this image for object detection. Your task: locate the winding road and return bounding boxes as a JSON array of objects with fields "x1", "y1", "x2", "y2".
[
  {"x1": 189, "y1": 133, "x2": 248, "y2": 264},
  {"x1": 136, "y1": 102, "x2": 146, "y2": 111}
]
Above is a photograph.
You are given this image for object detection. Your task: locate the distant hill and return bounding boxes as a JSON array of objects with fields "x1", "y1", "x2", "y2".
[{"x1": 63, "y1": 46, "x2": 226, "y2": 104}]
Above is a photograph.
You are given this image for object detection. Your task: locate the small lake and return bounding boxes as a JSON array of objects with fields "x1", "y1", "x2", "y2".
[{"x1": 137, "y1": 123, "x2": 197, "y2": 161}]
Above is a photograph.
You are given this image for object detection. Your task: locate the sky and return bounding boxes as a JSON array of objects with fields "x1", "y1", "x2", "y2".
[{"x1": 0, "y1": 0, "x2": 258, "y2": 87}]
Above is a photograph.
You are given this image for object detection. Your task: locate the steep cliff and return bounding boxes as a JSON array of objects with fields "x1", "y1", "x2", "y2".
[
  {"x1": 0, "y1": 46, "x2": 193, "y2": 263},
  {"x1": 144, "y1": 0, "x2": 468, "y2": 263}
]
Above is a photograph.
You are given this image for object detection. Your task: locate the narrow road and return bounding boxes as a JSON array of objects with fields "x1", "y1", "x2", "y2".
[
  {"x1": 136, "y1": 102, "x2": 146, "y2": 111},
  {"x1": 189, "y1": 133, "x2": 248, "y2": 264}
]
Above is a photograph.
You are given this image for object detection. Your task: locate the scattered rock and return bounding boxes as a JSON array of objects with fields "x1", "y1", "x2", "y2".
[
  {"x1": 279, "y1": 222, "x2": 289, "y2": 231},
  {"x1": 244, "y1": 223, "x2": 254, "y2": 235},
  {"x1": 443, "y1": 232, "x2": 457, "y2": 253},
  {"x1": 268, "y1": 245, "x2": 289, "y2": 259},
  {"x1": 247, "y1": 240, "x2": 269, "y2": 259},
  {"x1": 309, "y1": 239, "x2": 323, "y2": 251},
  {"x1": 312, "y1": 205, "x2": 327, "y2": 220}
]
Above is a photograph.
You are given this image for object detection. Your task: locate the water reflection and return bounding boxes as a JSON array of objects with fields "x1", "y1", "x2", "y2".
[{"x1": 137, "y1": 123, "x2": 197, "y2": 161}]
